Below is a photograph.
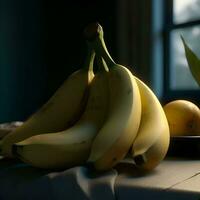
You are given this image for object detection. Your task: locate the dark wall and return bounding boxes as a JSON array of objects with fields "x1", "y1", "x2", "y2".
[
  {"x1": 43, "y1": 0, "x2": 118, "y2": 96},
  {"x1": 0, "y1": 0, "x2": 117, "y2": 122}
]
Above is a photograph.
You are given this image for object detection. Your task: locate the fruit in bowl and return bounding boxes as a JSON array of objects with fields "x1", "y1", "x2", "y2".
[{"x1": 163, "y1": 100, "x2": 200, "y2": 137}]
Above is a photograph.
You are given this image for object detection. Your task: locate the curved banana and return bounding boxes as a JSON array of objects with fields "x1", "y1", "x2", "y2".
[
  {"x1": 85, "y1": 23, "x2": 142, "y2": 171},
  {"x1": 13, "y1": 131, "x2": 93, "y2": 169},
  {"x1": 12, "y1": 59, "x2": 109, "y2": 169},
  {"x1": 131, "y1": 77, "x2": 170, "y2": 170},
  {"x1": 0, "y1": 48, "x2": 95, "y2": 157},
  {"x1": 133, "y1": 126, "x2": 170, "y2": 171}
]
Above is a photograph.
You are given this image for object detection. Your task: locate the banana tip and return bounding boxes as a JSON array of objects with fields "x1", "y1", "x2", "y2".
[{"x1": 134, "y1": 154, "x2": 147, "y2": 166}]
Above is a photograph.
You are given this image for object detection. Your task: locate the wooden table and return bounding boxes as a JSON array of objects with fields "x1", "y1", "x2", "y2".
[
  {"x1": 0, "y1": 156, "x2": 200, "y2": 200},
  {"x1": 115, "y1": 157, "x2": 200, "y2": 200}
]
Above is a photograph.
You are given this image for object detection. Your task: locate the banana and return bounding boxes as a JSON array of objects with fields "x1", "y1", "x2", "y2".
[
  {"x1": 11, "y1": 57, "x2": 110, "y2": 169},
  {"x1": 130, "y1": 77, "x2": 170, "y2": 170},
  {"x1": 85, "y1": 23, "x2": 142, "y2": 171},
  {"x1": 0, "y1": 48, "x2": 95, "y2": 157},
  {"x1": 133, "y1": 126, "x2": 170, "y2": 171}
]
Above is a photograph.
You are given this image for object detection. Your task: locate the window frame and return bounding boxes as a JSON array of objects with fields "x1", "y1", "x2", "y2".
[{"x1": 163, "y1": 0, "x2": 200, "y2": 104}]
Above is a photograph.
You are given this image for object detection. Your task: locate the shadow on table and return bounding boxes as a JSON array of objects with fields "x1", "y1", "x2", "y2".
[
  {"x1": 0, "y1": 157, "x2": 52, "y2": 180},
  {"x1": 114, "y1": 159, "x2": 159, "y2": 178},
  {"x1": 0, "y1": 157, "x2": 117, "y2": 200}
]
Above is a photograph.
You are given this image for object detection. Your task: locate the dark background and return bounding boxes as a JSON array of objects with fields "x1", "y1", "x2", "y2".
[
  {"x1": 0, "y1": 0, "x2": 119, "y2": 122},
  {"x1": 0, "y1": 0, "x2": 152, "y2": 122}
]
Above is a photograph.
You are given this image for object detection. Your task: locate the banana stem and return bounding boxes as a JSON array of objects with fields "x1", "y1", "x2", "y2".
[
  {"x1": 96, "y1": 55, "x2": 109, "y2": 72},
  {"x1": 84, "y1": 23, "x2": 116, "y2": 68},
  {"x1": 94, "y1": 38, "x2": 116, "y2": 67},
  {"x1": 83, "y1": 45, "x2": 95, "y2": 71}
]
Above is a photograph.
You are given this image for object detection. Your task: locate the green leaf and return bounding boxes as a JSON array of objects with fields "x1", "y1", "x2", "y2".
[{"x1": 181, "y1": 35, "x2": 200, "y2": 87}]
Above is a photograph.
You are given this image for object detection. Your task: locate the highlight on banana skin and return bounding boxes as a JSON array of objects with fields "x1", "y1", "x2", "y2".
[{"x1": 0, "y1": 22, "x2": 198, "y2": 172}]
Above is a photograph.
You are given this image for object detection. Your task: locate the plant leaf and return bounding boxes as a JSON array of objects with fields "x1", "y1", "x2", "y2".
[{"x1": 181, "y1": 35, "x2": 200, "y2": 87}]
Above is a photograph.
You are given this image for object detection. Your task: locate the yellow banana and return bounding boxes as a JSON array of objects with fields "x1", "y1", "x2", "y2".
[
  {"x1": 0, "y1": 48, "x2": 95, "y2": 157},
  {"x1": 133, "y1": 126, "x2": 170, "y2": 171},
  {"x1": 85, "y1": 23, "x2": 141, "y2": 171},
  {"x1": 130, "y1": 77, "x2": 170, "y2": 170},
  {"x1": 12, "y1": 57, "x2": 109, "y2": 169}
]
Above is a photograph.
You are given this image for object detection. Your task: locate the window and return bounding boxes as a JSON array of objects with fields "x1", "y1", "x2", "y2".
[{"x1": 164, "y1": 0, "x2": 200, "y2": 101}]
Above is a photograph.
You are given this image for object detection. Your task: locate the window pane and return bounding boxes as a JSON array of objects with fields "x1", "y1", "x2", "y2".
[
  {"x1": 173, "y1": 0, "x2": 200, "y2": 24},
  {"x1": 170, "y1": 26, "x2": 200, "y2": 89}
]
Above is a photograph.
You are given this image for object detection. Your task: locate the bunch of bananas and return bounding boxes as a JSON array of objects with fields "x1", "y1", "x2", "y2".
[{"x1": 0, "y1": 23, "x2": 170, "y2": 171}]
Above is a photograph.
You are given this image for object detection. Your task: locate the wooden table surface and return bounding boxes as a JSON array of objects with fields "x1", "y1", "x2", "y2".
[{"x1": 0, "y1": 156, "x2": 200, "y2": 200}]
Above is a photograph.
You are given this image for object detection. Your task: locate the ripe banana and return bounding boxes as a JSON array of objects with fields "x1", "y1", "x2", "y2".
[
  {"x1": 133, "y1": 126, "x2": 170, "y2": 171},
  {"x1": 85, "y1": 23, "x2": 142, "y2": 171},
  {"x1": 130, "y1": 77, "x2": 170, "y2": 170},
  {"x1": 0, "y1": 48, "x2": 95, "y2": 157},
  {"x1": 12, "y1": 58, "x2": 110, "y2": 169}
]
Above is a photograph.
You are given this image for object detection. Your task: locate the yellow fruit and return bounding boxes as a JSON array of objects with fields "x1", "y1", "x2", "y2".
[
  {"x1": 85, "y1": 23, "x2": 142, "y2": 171},
  {"x1": 163, "y1": 100, "x2": 200, "y2": 136}
]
